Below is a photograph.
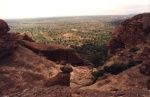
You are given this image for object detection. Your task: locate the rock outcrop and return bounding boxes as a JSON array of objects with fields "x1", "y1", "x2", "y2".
[
  {"x1": 0, "y1": 19, "x2": 17, "y2": 59},
  {"x1": 45, "y1": 65, "x2": 73, "y2": 87},
  {"x1": 106, "y1": 14, "x2": 150, "y2": 90},
  {"x1": 18, "y1": 40, "x2": 90, "y2": 66},
  {"x1": 108, "y1": 13, "x2": 150, "y2": 54},
  {"x1": 0, "y1": 19, "x2": 91, "y2": 95},
  {"x1": 0, "y1": 19, "x2": 10, "y2": 34},
  {"x1": 83, "y1": 13, "x2": 150, "y2": 92}
]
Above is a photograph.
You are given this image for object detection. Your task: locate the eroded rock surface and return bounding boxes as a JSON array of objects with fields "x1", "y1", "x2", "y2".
[
  {"x1": 18, "y1": 40, "x2": 92, "y2": 66},
  {"x1": 0, "y1": 19, "x2": 10, "y2": 34},
  {"x1": 2, "y1": 86, "x2": 150, "y2": 97},
  {"x1": 0, "y1": 19, "x2": 91, "y2": 95},
  {"x1": 108, "y1": 13, "x2": 150, "y2": 54},
  {"x1": 45, "y1": 65, "x2": 73, "y2": 87},
  {"x1": 83, "y1": 13, "x2": 150, "y2": 92}
]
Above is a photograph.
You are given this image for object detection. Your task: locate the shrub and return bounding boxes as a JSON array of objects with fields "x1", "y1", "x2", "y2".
[
  {"x1": 72, "y1": 43, "x2": 108, "y2": 67},
  {"x1": 92, "y1": 60, "x2": 137, "y2": 77},
  {"x1": 129, "y1": 48, "x2": 138, "y2": 52},
  {"x1": 104, "y1": 63, "x2": 128, "y2": 75},
  {"x1": 128, "y1": 60, "x2": 136, "y2": 68},
  {"x1": 91, "y1": 69, "x2": 105, "y2": 77}
]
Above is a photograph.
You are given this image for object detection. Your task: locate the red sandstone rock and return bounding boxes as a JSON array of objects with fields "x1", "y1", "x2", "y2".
[
  {"x1": 0, "y1": 19, "x2": 10, "y2": 34},
  {"x1": 86, "y1": 13, "x2": 150, "y2": 92},
  {"x1": 108, "y1": 13, "x2": 150, "y2": 54},
  {"x1": 140, "y1": 61, "x2": 150, "y2": 76},
  {"x1": 45, "y1": 65, "x2": 73, "y2": 87},
  {"x1": 0, "y1": 19, "x2": 92, "y2": 95},
  {"x1": 17, "y1": 40, "x2": 91, "y2": 66},
  {"x1": 60, "y1": 65, "x2": 73, "y2": 73}
]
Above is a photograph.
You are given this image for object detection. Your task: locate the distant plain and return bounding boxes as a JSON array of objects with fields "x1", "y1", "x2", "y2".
[{"x1": 6, "y1": 15, "x2": 131, "y2": 65}]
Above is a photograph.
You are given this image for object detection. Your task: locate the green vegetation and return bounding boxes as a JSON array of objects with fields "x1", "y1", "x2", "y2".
[
  {"x1": 92, "y1": 60, "x2": 137, "y2": 77},
  {"x1": 108, "y1": 19, "x2": 124, "y2": 26},
  {"x1": 128, "y1": 60, "x2": 136, "y2": 67},
  {"x1": 129, "y1": 48, "x2": 138, "y2": 52},
  {"x1": 71, "y1": 43, "x2": 108, "y2": 67},
  {"x1": 6, "y1": 15, "x2": 128, "y2": 66},
  {"x1": 92, "y1": 69, "x2": 105, "y2": 77}
]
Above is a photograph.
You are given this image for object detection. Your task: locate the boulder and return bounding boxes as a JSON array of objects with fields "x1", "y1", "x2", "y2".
[
  {"x1": 0, "y1": 19, "x2": 18, "y2": 59},
  {"x1": 60, "y1": 65, "x2": 73, "y2": 73},
  {"x1": 0, "y1": 19, "x2": 10, "y2": 34},
  {"x1": 45, "y1": 65, "x2": 73, "y2": 87}
]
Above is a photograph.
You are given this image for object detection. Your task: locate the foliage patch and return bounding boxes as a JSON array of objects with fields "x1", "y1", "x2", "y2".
[{"x1": 92, "y1": 60, "x2": 137, "y2": 77}]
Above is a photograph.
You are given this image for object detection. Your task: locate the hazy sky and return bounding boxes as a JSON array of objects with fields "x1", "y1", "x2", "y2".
[{"x1": 0, "y1": 0, "x2": 150, "y2": 19}]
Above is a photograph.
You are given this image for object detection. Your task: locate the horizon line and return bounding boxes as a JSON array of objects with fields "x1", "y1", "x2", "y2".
[{"x1": 3, "y1": 13, "x2": 140, "y2": 20}]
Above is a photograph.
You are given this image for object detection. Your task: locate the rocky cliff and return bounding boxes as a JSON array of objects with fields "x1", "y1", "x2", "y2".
[
  {"x1": 107, "y1": 13, "x2": 150, "y2": 76},
  {"x1": 83, "y1": 13, "x2": 150, "y2": 93},
  {"x1": 108, "y1": 13, "x2": 150, "y2": 54}
]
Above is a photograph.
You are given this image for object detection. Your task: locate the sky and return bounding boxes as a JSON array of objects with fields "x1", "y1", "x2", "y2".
[{"x1": 0, "y1": 0, "x2": 150, "y2": 19}]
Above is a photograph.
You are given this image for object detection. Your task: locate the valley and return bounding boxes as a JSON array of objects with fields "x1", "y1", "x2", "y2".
[
  {"x1": 1, "y1": 13, "x2": 150, "y2": 96},
  {"x1": 6, "y1": 15, "x2": 128, "y2": 66}
]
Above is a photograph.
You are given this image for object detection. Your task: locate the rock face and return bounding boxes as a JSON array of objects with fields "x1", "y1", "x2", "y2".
[
  {"x1": 83, "y1": 13, "x2": 150, "y2": 92},
  {"x1": 0, "y1": 36, "x2": 59, "y2": 94},
  {"x1": 71, "y1": 66, "x2": 95, "y2": 87},
  {"x1": 106, "y1": 14, "x2": 150, "y2": 90},
  {"x1": 108, "y1": 13, "x2": 150, "y2": 54}
]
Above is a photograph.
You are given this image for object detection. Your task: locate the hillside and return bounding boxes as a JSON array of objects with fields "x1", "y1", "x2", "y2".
[
  {"x1": 0, "y1": 13, "x2": 150, "y2": 97},
  {"x1": 0, "y1": 19, "x2": 92, "y2": 95},
  {"x1": 82, "y1": 13, "x2": 150, "y2": 92}
]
